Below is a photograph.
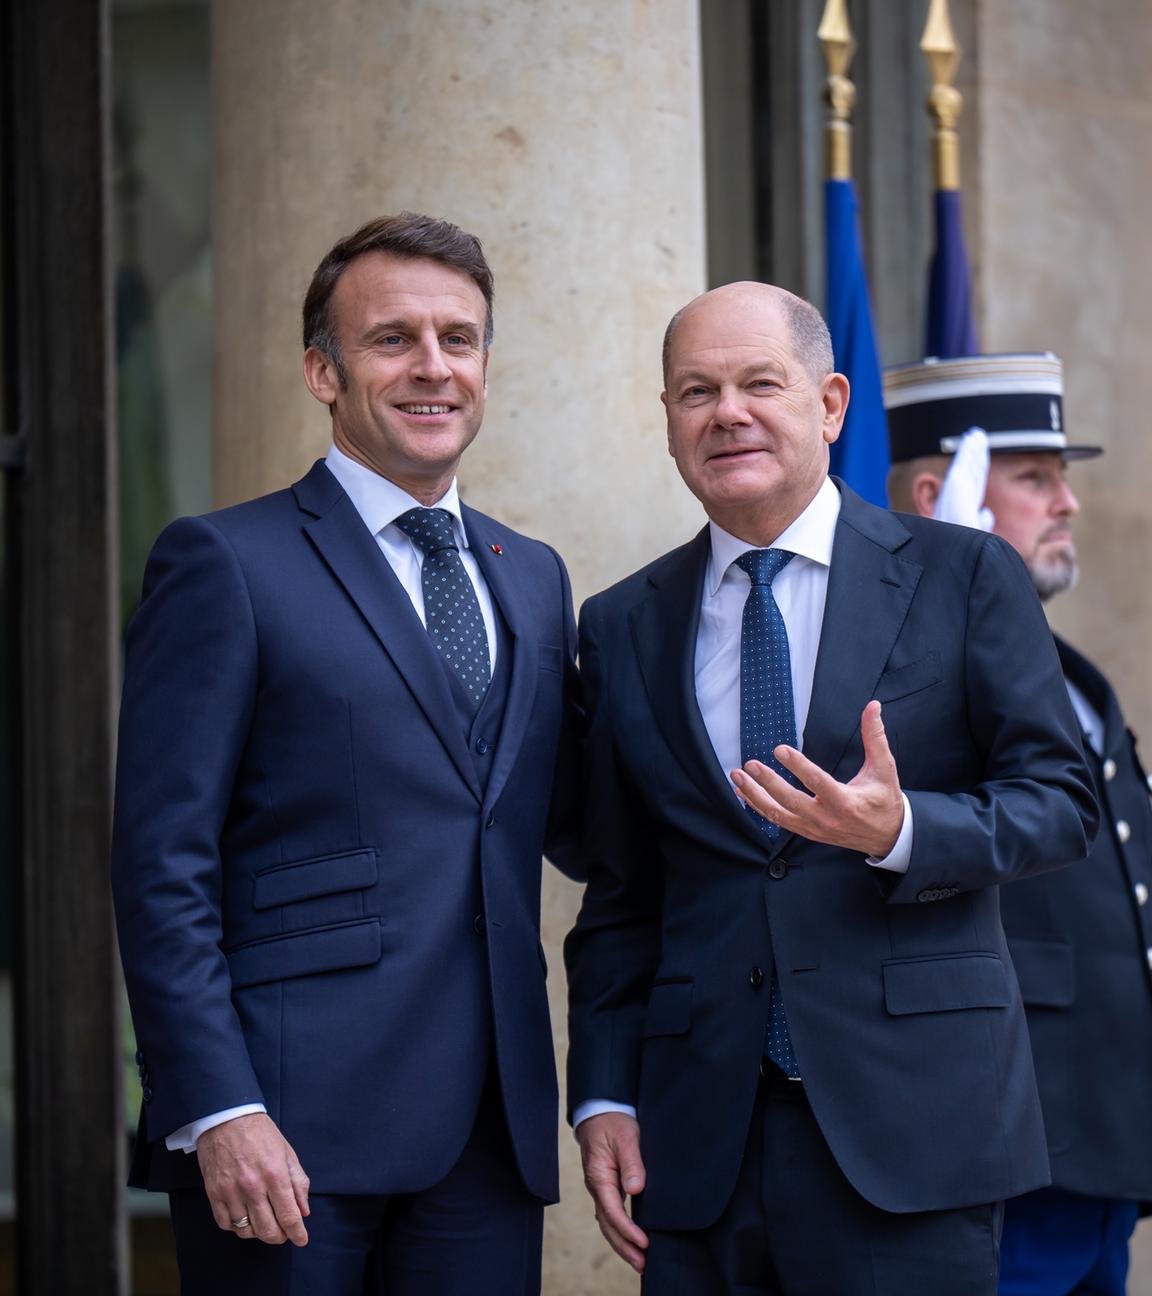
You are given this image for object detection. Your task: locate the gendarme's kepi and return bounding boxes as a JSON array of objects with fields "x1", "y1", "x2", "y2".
[{"x1": 883, "y1": 353, "x2": 1102, "y2": 463}]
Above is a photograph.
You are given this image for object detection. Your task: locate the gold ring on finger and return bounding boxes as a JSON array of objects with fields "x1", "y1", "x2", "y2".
[{"x1": 231, "y1": 1215, "x2": 251, "y2": 1229}]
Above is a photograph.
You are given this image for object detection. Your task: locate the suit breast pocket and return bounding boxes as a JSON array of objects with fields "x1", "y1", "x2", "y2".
[{"x1": 874, "y1": 650, "x2": 943, "y2": 704}]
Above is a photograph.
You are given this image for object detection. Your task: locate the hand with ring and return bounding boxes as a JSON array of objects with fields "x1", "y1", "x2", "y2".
[{"x1": 231, "y1": 1215, "x2": 251, "y2": 1231}]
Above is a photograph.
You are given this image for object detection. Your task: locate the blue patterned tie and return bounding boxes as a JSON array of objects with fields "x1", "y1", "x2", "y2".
[
  {"x1": 395, "y1": 508, "x2": 491, "y2": 712},
  {"x1": 735, "y1": 547, "x2": 800, "y2": 1078}
]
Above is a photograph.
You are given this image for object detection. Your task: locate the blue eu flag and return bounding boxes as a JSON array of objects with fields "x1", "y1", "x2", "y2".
[
  {"x1": 825, "y1": 178, "x2": 889, "y2": 507},
  {"x1": 925, "y1": 189, "x2": 978, "y2": 358}
]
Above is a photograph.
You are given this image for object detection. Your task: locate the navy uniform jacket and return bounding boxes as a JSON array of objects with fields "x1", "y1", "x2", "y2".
[
  {"x1": 111, "y1": 460, "x2": 582, "y2": 1202},
  {"x1": 565, "y1": 483, "x2": 1098, "y2": 1231},
  {"x1": 1001, "y1": 636, "x2": 1152, "y2": 1204}
]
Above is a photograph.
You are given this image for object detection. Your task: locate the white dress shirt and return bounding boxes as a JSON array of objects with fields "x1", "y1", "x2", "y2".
[
  {"x1": 573, "y1": 478, "x2": 913, "y2": 1129},
  {"x1": 166, "y1": 443, "x2": 497, "y2": 1153},
  {"x1": 1065, "y1": 679, "x2": 1104, "y2": 757}
]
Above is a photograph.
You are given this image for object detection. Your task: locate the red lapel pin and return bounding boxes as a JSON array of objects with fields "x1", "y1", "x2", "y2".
[{"x1": 490, "y1": 543, "x2": 503, "y2": 556}]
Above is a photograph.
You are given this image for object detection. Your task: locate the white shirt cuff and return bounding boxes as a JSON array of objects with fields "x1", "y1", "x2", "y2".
[
  {"x1": 572, "y1": 1099, "x2": 638, "y2": 1130},
  {"x1": 165, "y1": 1103, "x2": 267, "y2": 1154},
  {"x1": 866, "y1": 793, "x2": 914, "y2": 873}
]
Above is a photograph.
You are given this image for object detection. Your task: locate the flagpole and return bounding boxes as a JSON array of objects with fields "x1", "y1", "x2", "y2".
[
  {"x1": 819, "y1": 0, "x2": 890, "y2": 506},
  {"x1": 818, "y1": 0, "x2": 856, "y2": 182},
  {"x1": 921, "y1": 0, "x2": 963, "y2": 191},
  {"x1": 921, "y1": 0, "x2": 978, "y2": 357}
]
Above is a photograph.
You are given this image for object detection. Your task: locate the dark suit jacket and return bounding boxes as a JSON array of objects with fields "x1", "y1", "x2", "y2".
[
  {"x1": 565, "y1": 482, "x2": 1098, "y2": 1230},
  {"x1": 111, "y1": 460, "x2": 581, "y2": 1201},
  {"x1": 1001, "y1": 636, "x2": 1152, "y2": 1203}
]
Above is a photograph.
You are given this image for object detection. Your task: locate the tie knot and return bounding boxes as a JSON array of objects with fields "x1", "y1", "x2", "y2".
[
  {"x1": 735, "y1": 547, "x2": 793, "y2": 587},
  {"x1": 394, "y1": 507, "x2": 458, "y2": 556}
]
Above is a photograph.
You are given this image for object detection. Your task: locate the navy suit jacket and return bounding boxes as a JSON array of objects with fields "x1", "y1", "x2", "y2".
[
  {"x1": 565, "y1": 482, "x2": 1098, "y2": 1230},
  {"x1": 1001, "y1": 636, "x2": 1152, "y2": 1204},
  {"x1": 112, "y1": 460, "x2": 582, "y2": 1201}
]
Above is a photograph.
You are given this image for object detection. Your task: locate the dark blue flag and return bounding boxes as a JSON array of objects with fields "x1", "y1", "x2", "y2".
[
  {"x1": 825, "y1": 178, "x2": 889, "y2": 507},
  {"x1": 925, "y1": 188, "x2": 978, "y2": 358}
]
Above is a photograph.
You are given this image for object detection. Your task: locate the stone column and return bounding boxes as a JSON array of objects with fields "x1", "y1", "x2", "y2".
[{"x1": 213, "y1": 3, "x2": 707, "y2": 1290}]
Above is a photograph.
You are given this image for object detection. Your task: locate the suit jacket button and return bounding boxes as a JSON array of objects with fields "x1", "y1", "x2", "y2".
[
  {"x1": 135, "y1": 1050, "x2": 145, "y2": 1066},
  {"x1": 141, "y1": 1087, "x2": 153, "y2": 1103},
  {"x1": 1136, "y1": 882, "x2": 1149, "y2": 907},
  {"x1": 749, "y1": 965, "x2": 764, "y2": 989},
  {"x1": 917, "y1": 889, "x2": 936, "y2": 903},
  {"x1": 1117, "y1": 819, "x2": 1132, "y2": 844},
  {"x1": 768, "y1": 859, "x2": 788, "y2": 880},
  {"x1": 1103, "y1": 758, "x2": 1117, "y2": 781},
  {"x1": 473, "y1": 913, "x2": 486, "y2": 934},
  {"x1": 475, "y1": 737, "x2": 490, "y2": 755},
  {"x1": 486, "y1": 813, "x2": 496, "y2": 829}
]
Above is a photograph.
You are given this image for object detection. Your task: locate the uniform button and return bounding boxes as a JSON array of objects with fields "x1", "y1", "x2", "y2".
[
  {"x1": 1146, "y1": 773, "x2": 1152, "y2": 793},
  {"x1": 1117, "y1": 819, "x2": 1132, "y2": 844},
  {"x1": 473, "y1": 913, "x2": 486, "y2": 934},
  {"x1": 749, "y1": 965, "x2": 764, "y2": 989},
  {"x1": 475, "y1": 737, "x2": 490, "y2": 754},
  {"x1": 142, "y1": 1087, "x2": 153, "y2": 1103},
  {"x1": 768, "y1": 859, "x2": 788, "y2": 880},
  {"x1": 1103, "y1": 758, "x2": 1117, "y2": 781},
  {"x1": 486, "y1": 813, "x2": 496, "y2": 829},
  {"x1": 1147, "y1": 948, "x2": 1152, "y2": 973},
  {"x1": 1135, "y1": 882, "x2": 1149, "y2": 907}
]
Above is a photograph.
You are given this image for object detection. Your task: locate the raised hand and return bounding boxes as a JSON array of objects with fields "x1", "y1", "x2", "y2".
[{"x1": 732, "y1": 700, "x2": 904, "y2": 859}]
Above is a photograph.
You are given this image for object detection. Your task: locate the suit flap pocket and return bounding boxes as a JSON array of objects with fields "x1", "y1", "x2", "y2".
[
  {"x1": 875, "y1": 651, "x2": 942, "y2": 703},
  {"x1": 644, "y1": 980, "x2": 693, "y2": 1037},
  {"x1": 538, "y1": 643, "x2": 564, "y2": 673},
  {"x1": 883, "y1": 953, "x2": 1009, "y2": 1015},
  {"x1": 1008, "y1": 937, "x2": 1075, "y2": 1008},
  {"x1": 228, "y1": 919, "x2": 382, "y2": 988},
  {"x1": 253, "y1": 849, "x2": 377, "y2": 909}
]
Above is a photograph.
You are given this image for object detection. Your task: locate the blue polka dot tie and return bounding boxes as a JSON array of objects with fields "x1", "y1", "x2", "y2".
[
  {"x1": 395, "y1": 508, "x2": 491, "y2": 713},
  {"x1": 735, "y1": 547, "x2": 800, "y2": 1078}
]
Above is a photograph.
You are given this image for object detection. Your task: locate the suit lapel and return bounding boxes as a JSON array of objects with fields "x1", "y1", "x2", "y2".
[
  {"x1": 802, "y1": 486, "x2": 922, "y2": 780},
  {"x1": 629, "y1": 529, "x2": 773, "y2": 854},
  {"x1": 463, "y1": 506, "x2": 538, "y2": 810},
  {"x1": 294, "y1": 461, "x2": 482, "y2": 801}
]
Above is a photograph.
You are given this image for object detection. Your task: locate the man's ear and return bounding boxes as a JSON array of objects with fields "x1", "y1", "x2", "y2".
[
  {"x1": 911, "y1": 471, "x2": 944, "y2": 518},
  {"x1": 661, "y1": 391, "x2": 674, "y2": 456},
  {"x1": 821, "y1": 373, "x2": 850, "y2": 445},
  {"x1": 303, "y1": 346, "x2": 339, "y2": 407}
]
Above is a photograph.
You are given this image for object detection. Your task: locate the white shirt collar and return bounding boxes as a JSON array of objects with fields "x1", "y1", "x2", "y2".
[
  {"x1": 324, "y1": 442, "x2": 469, "y2": 548},
  {"x1": 705, "y1": 476, "x2": 841, "y2": 596}
]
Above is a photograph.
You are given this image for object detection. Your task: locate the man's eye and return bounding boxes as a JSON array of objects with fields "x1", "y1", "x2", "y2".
[
  {"x1": 380, "y1": 335, "x2": 405, "y2": 346},
  {"x1": 682, "y1": 386, "x2": 710, "y2": 399},
  {"x1": 749, "y1": 379, "x2": 777, "y2": 391},
  {"x1": 444, "y1": 334, "x2": 471, "y2": 347}
]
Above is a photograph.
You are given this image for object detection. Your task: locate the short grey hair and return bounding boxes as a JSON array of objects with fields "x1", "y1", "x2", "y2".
[{"x1": 661, "y1": 286, "x2": 834, "y2": 385}]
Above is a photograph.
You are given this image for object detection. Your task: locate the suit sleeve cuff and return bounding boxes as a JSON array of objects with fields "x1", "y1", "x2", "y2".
[
  {"x1": 165, "y1": 1103, "x2": 267, "y2": 1154},
  {"x1": 572, "y1": 1099, "x2": 638, "y2": 1131},
  {"x1": 866, "y1": 794, "x2": 913, "y2": 874}
]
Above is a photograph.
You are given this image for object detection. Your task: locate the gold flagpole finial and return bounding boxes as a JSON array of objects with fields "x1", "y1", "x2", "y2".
[
  {"x1": 818, "y1": 0, "x2": 856, "y2": 182},
  {"x1": 920, "y1": 0, "x2": 964, "y2": 190}
]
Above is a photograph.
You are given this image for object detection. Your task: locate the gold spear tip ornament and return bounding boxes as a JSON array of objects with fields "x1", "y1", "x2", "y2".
[
  {"x1": 818, "y1": 0, "x2": 856, "y2": 182},
  {"x1": 921, "y1": 0, "x2": 964, "y2": 190}
]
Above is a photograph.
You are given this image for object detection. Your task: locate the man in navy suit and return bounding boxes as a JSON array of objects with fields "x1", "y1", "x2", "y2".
[
  {"x1": 111, "y1": 213, "x2": 581, "y2": 1294},
  {"x1": 565, "y1": 283, "x2": 1098, "y2": 1294},
  {"x1": 885, "y1": 352, "x2": 1152, "y2": 1296}
]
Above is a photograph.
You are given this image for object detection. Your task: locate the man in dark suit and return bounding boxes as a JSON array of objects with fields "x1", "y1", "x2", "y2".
[
  {"x1": 885, "y1": 352, "x2": 1152, "y2": 1296},
  {"x1": 564, "y1": 284, "x2": 1098, "y2": 1294},
  {"x1": 111, "y1": 213, "x2": 581, "y2": 1294}
]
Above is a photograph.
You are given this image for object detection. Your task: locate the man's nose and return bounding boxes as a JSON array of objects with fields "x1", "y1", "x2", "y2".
[
  {"x1": 1054, "y1": 475, "x2": 1080, "y2": 517},
  {"x1": 411, "y1": 337, "x2": 452, "y2": 382},
  {"x1": 712, "y1": 388, "x2": 752, "y2": 428}
]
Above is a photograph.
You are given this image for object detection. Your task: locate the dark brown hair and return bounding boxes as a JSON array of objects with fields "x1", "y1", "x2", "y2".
[{"x1": 302, "y1": 212, "x2": 494, "y2": 386}]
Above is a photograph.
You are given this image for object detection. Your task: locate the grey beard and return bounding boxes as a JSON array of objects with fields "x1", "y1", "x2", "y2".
[{"x1": 1033, "y1": 557, "x2": 1079, "y2": 604}]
